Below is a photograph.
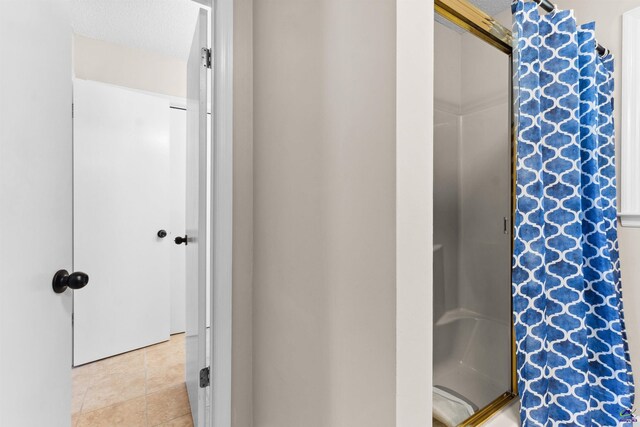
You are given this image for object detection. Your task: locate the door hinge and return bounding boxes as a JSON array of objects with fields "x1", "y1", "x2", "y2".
[
  {"x1": 200, "y1": 366, "x2": 210, "y2": 388},
  {"x1": 201, "y1": 48, "x2": 212, "y2": 69}
]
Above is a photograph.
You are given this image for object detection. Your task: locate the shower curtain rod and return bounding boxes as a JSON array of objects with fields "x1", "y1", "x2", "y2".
[{"x1": 533, "y1": 0, "x2": 608, "y2": 56}]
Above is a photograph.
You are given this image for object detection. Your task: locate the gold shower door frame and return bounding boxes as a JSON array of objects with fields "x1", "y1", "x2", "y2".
[{"x1": 434, "y1": 0, "x2": 518, "y2": 425}]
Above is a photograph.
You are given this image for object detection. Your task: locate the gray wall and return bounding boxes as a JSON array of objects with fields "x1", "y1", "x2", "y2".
[
  {"x1": 252, "y1": 1, "x2": 397, "y2": 426},
  {"x1": 232, "y1": 0, "x2": 254, "y2": 425}
]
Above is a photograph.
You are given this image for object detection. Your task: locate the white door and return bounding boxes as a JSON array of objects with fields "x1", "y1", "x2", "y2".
[
  {"x1": 185, "y1": 9, "x2": 209, "y2": 426},
  {"x1": 73, "y1": 79, "x2": 171, "y2": 365},
  {"x1": 0, "y1": 1, "x2": 73, "y2": 425},
  {"x1": 171, "y1": 107, "x2": 187, "y2": 334},
  {"x1": 169, "y1": 107, "x2": 211, "y2": 335}
]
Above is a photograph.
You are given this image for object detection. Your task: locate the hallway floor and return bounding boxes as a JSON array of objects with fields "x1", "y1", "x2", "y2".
[{"x1": 72, "y1": 333, "x2": 193, "y2": 426}]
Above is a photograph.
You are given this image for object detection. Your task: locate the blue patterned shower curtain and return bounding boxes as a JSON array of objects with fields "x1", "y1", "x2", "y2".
[{"x1": 512, "y1": 1, "x2": 635, "y2": 425}]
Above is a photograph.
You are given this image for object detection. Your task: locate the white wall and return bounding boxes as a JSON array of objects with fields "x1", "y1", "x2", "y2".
[
  {"x1": 252, "y1": 1, "x2": 397, "y2": 426},
  {"x1": 434, "y1": 24, "x2": 462, "y2": 109},
  {"x1": 74, "y1": 34, "x2": 187, "y2": 98}
]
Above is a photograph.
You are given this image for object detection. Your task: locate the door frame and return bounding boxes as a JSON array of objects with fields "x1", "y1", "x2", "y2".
[{"x1": 210, "y1": 1, "x2": 233, "y2": 426}]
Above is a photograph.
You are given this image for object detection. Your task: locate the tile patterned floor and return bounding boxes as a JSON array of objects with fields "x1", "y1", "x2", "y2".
[{"x1": 72, "y1": 333, "x2": 193, "y2": 426}]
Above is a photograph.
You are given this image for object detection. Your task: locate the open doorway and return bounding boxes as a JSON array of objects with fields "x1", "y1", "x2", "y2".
[
  {"x1": 0, "y1": 0, "x2": 232, "y2": 425},
  {"x1": 68, "y1": 1, "x2": 210, "y2": 425}
]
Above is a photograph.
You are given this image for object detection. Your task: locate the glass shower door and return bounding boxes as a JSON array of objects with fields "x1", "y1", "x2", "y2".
[{"x1": 433, "y1": 1, "x2": 516, "y2": 425}]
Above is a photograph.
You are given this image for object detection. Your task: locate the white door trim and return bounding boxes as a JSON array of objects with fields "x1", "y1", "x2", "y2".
[
  {"x1": 396, "y1": 0, "x2": 434, "y2": 426},
  {"x1": 210, "y1": 1, "x2": 233, "y2": 426},
  {"x1": 620, "y1": 7, "x2": 640, "y2": 227}
]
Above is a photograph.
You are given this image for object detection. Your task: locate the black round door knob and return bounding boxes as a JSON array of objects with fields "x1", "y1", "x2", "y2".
[
  {"x1": 174, "y1": 235, "x2": 188, "y2": 245},
  {"x1": 157, "y1": 229, "x2": 167, "y2": 238},
  {"x1": 52, "y1": 270, "x2": 89, "y2": 294}
]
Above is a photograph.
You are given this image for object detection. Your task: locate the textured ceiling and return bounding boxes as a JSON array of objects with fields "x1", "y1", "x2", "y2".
[
  {"x1": 71, "y1": 0, "x2": 203, "y2": 60},
  {"x1": 436, "y1": 0, "x2": 512, "y2": 33},
  {"x1": 466, "y1": 0, "x2": 512, "y2": 17}
]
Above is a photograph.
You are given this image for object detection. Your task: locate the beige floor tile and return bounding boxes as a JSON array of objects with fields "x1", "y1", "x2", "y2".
[
  {"x1": 73, "y1": 362, "x2": 95, "y2": 373},
  {"x1": 146, "y1": 334, "x2": 183, "y2": 354},
  {"x1": 147, "y1": 362, "x2": 185, "y2": 394},
  {"x1": 146, "y1": 384, "x2": 191, "y2": 426},
  {"x1": 72, "y1": 333, "x2": 190, "y2": 423},
  {"x1": 76, "y1": 397, "x2": 146, "y2": 427},
  {"x1": 156, "y1": 414, "x2": 194, "y2": 427},
  {"x1": 82, "y1": 370, "x2": 146, "y2": 412},
  {"x1": 71, "y1": 384, "x2": 88, "y2": 414},
  {"x1": 72, "y1": 364, "x2": 94, "y2": 414},
  {"x1": 73, "y1": 365, "x2": 96, "y2": 392},
  {"x1": 147, "y1": 345, "x2": 185, "y2": 371},
  {"x1": 91, "y1": 349, "x2": 146, "y2": 380},
  {"x1": 170, "y1": 333, "x2": 185, "y2": 343},
  {"x1": 145, "y1": 339, "x2": 173, "y2": 353},
  {"x1": 73, "y1": 363, "x2": 95, "y2": 379}
]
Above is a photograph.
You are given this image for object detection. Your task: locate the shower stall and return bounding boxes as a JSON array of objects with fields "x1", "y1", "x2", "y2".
[{"x1": 433, "y1": 0, "x2": 516, "y2": 425}]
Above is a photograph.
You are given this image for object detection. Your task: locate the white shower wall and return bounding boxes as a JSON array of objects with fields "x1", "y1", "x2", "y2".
[
  {"x1": 459, "y1": 29, "x2": 511, "y2": 322},
  {"x1": 434, "y1": 22, "x2": 511, "y2": 324},
  {"x1": 434, "y1": 23, "x2": 462, "y2": 319}
]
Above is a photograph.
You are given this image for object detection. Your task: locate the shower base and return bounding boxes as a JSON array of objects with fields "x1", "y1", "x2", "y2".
[
  {"x1": 433, "y1": 308, "x2": 511, "y2": 423},
  {"x1": 434, "y1": 359, "x2": 505, "y2": 410}
]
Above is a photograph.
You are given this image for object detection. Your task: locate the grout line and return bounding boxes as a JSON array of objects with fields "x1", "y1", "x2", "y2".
[
  {"x1": 161, "y1": 412, "x2": 192, "y2": 425},
  {"x1": 78, "y1": 386, "x2": 89, "y2": 414},
  {"x1": 77, "y1": 397, "x2": 144, "y2": 418},
  {"x1": 72, "y1": 365, "x2": 94, "y2": 417}
]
